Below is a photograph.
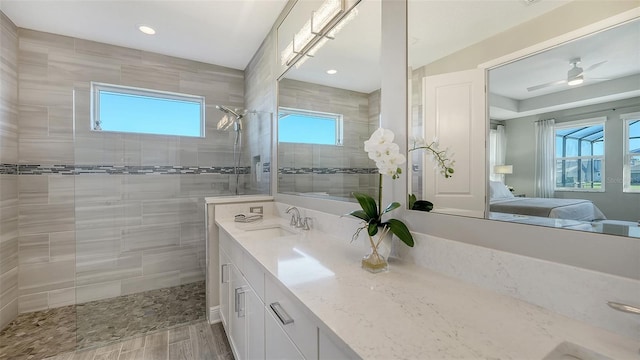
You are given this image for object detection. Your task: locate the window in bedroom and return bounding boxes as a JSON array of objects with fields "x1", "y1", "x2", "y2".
[
  {"x1": 91, "y1": 82, "x2": 205, "y2": 137},
  {"x1": 623, "y1": 112, "x2": 640, "y2": 193},
  {"x1": 554, "y1": 117, "x2": 605, "y2": 191},
  {"x1": 278, "y1": 107, "x2": 343, "y2": 145}
]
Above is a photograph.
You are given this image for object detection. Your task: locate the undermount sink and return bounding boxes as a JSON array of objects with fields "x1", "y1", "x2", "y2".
[
  {"x1": 242, "y1": 224, "x2": 298, "y2": 238},
  {"x1": 543, "y1": 342, "x2": 613, "y2": 360}
]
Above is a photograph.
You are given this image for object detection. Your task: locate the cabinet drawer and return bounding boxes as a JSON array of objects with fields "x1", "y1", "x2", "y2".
[
  {"x1": 220, "y1": 230, "x2": 243, "y2": 271},
  {"x1": 265, "y1": 309, "x2": 304, "y2": 359},
  {"x1": 265, "y1": 276, "x2": 318, "y2": 360},
  {"x1": 243, "y1": 252, "x2": 265, "y2": 302}
]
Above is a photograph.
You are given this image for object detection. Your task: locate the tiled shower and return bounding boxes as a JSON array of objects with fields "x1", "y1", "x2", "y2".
[{"x1": 0, "y1": 11, "x2": 271, "y2": 354}]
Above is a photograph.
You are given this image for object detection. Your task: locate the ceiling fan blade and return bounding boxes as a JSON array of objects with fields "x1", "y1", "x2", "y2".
[
  {"x1": 583, "y1": 60, "x2": 607, "y2": 73},
  {"x1": 527, "y1": 79, "x2": 567, "y2": 92}
]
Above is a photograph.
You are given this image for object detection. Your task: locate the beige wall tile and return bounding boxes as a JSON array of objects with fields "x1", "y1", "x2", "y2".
[
  {"x1": 48, "y1": 175, "x2": 74, "y2": 204},
  {"x1": 17, "y1": 104, "x2": 48, "y2": 139},
  {"x1": 0, "y1": 266, "x2": 18, "y2": 308},
  {"x1": 18, "y1": 175, "x2": 48, "y2": 205},
  {"x1": 0, "y1": 236, "x2": 18, "y2": 274},
  {"x1": 121, "y1": 224, "x2": 180, "y2": 252},
  {"x1": 19, "y1": 203, "x2": 74, "y2": 235},
  {"x1": 18, "y1": 234, "x2": 49, "y2": 264},
  {"x1": 18, "y1": 259, "x2": 74, "y2": 296},
  {"x1": 48, "y1": 287, "x2": 75, "y2": 308},
  {"x1": 121, "y1": 271, "x2": 180, "y2": 296},
  {"x1": 0, "y1": 297, "x2": 17, "y2": 329},
  {"x1": 76, "y1": 281, "x2": 121, "y2": 303},
  {"x1": 75, "y1": 252, "x2": 142, "y2": 286},
  {"x1": 19, "y1": 137, "x2": 74, "y2": 165},
  {"x1": 18, "y1": 292, "x2": 48, "y2": 313},
  {"x1": 50, "y1": 231, "x2": 75, "y2": 262}
]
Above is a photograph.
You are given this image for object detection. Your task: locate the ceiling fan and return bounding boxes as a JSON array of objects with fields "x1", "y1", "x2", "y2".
[{"x1": 526, "y1": 57, "x2": 607, "y2": 92}]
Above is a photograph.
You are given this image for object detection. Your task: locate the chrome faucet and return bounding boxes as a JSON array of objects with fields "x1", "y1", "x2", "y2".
[{"x1": 286, "y1": 206, "x2": 302, "y2": 228}]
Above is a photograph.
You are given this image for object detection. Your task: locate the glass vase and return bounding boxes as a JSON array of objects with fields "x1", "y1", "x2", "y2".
[{"x1": 361, "y1": 237, "x2": 388, "y2": 273}]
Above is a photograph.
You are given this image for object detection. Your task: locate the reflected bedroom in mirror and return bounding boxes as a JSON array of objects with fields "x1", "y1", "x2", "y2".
[
  {"x1": 487, "y1": 19, "x2": 640, "y2": 238},
  {"x1": 276, "y1": 0, "x2": 380, "y2": 202}
]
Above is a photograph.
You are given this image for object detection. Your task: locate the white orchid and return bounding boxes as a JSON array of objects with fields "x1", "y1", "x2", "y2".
[
  {"x1": 365, "y1": 128, "x2": 405, "y2": 179},
  {"x1": 409, "y1": 136, "x2": 455, "y2": 178},
  {"x1": 364, "y1": 128, "x2": 395, "y2": 152}
]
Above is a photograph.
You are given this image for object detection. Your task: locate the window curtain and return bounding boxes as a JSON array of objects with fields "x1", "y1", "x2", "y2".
[
  {"x1": 489, "y1": 125, "x2": 507, "y2": 182},
  {"x1": 534, "y1": 119, "x2": 555, "y2": 198}
]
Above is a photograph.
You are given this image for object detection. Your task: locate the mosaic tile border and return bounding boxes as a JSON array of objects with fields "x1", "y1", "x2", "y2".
[
  {"x1": 0, "y1": 164, "x2": 18, "y2": 175},
  {"x1": 278, "y1": 167, "x2": 378, "y2": 175},
  {"x1": 2, "y1": 164, "x2": 273, "y2": 175}
]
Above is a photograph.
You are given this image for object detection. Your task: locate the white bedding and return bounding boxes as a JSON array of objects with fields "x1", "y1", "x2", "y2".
[{"x1": 490, "y1": 197, "x2": 607, "y2": 221}]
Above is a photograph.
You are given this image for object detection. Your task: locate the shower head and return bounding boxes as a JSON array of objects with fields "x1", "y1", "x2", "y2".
[{"x1": 216, "y1": 105, "x2": 244, "y2": 120}]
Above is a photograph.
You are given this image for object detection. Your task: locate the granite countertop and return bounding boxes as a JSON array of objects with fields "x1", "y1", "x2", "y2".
[{"x1": 216, "y1": 217, "x2": 638, "y2": 359}]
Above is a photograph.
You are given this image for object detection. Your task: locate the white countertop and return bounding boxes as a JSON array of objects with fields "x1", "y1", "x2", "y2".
[{"x1": 217, "y1": 217, "x2": 638, "y2": 359}]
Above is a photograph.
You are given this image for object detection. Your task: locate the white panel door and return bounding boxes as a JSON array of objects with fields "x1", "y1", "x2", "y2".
[{"x1": 422, "y1": 69, "x2": 487, "y2": 218}]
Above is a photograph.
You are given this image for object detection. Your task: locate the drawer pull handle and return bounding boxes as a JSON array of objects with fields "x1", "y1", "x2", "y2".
[
  {"x1": 270, "y1": 302, "x2": 294, "y2": 325},
  {"x1": 235, "y1": 287, "x2": 246, "y2": 318},
  {"x1": 607, "y1": 301, "x2": 640, "y2": 315},
  {"x1": 221, "y1": 264, "x2": 229, "y2": 284}
]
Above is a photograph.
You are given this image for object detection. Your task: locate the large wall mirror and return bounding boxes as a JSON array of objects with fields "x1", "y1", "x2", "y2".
[
  {"x1": 276, "y1": 0, "x2": 381, "y2": 202},
  {"x1": 408, "y1": 1, "x2": 640, "y2": 238}
]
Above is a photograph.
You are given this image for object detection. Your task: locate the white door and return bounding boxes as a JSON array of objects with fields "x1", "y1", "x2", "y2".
[{"x1": 422, "y1": 69, "x2": 487, "y2": 218}]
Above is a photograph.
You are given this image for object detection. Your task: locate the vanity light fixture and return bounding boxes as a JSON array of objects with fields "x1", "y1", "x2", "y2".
[
  {"x1": 138, "y1": 24, "x2": 156, "y2": 35},
  {"x1": 326, "y1": 69, "x2": 338, "y2": 75},
  {"x1": 281, "y1": 0, "x2": 355, "y2": 68}
]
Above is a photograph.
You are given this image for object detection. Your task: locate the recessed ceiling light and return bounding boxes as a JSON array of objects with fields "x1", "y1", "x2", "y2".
[
  {"x1": 326, "y1": 69, "x2": 338, "y2": 75},
  {"x1": 138, "y1": 25, "x2": 156, "y2": 35}
]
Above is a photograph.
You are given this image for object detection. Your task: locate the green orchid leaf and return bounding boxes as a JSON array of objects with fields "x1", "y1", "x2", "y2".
[
  {"x1": 382, "y1": 202, "x2": 400, "y2": 215},
  {"x1": 353, "y1": 192, "x2": 379, "y2": 219},
  {"x1": 408, "y1": 194, "x2": 417, "y2": 209},
  {"x1": 411, "y1": 200, "x2": 433, "y2": 212},
  {"x1": 347, "y1": 209, "x2": 370, "y2": 221},
  {"x1": 384, "y1": 219, "x2": 414, "y2": 247},
  {"x1": 367, "y1": 221, "x2": 379, "y2": 236}
]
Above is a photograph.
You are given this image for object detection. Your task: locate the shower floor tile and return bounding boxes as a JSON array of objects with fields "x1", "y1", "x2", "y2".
[{"x1": 0, "y1": 281, "x2": 206, "y2": 360}]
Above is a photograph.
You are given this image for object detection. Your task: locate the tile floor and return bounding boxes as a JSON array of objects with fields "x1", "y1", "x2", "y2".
[
  {"x1": 0, "y1": 281, "x2": 209, "y2": 360},
  {"x1": 43, "y1": 322, "x2": 233, "y2": 360}
]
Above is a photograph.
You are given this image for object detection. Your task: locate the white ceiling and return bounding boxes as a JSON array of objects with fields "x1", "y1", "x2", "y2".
[
  {"x1": 0, "y1": 0, "x2": 288, "y2": 70},
  {"x1": 2, "y1": 0, "x2": 637, "y2": 117},
  {"x1": 490, "y1": 18, "x2": 640, "y2": 120}
]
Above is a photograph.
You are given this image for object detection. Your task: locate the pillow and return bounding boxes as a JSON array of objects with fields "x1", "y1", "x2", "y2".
[{"x1": 490, "y1": 181, "x2": 514, "y2": 199}]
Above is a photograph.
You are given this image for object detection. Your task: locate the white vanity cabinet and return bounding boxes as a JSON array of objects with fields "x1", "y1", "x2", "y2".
[
  {"x1": 219, "y1": 231, "x2": 265, "y2": 360},
  {"x1": 219, "y1": 227, "x2": 358, "y2": 360}
]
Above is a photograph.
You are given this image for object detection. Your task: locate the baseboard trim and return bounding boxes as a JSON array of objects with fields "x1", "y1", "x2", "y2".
[{"x1": 208, "y1": 306, "x2": 221, "y2": 324}]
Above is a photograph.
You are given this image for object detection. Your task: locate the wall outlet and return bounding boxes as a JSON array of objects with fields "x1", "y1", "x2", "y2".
[{"x1": 250, "y1": 206, "x2": 263, "y2": 214}]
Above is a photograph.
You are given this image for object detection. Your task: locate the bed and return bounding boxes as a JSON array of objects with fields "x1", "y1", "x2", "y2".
[{"x1": 489, "y1": 181, "x2": 606, "y2": 221}]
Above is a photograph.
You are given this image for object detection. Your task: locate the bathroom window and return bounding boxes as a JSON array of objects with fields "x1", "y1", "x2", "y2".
[
  {"x1": 91, "y1": 82, "x2": 205, "y2": 137},
  {"x1": 623, "y1": 112, "x2": 640, "y2": 193},
  {"x1": 554, "y1": 117, "x2": 605, "y2": 191},
  {"x1": 278, "y1": 107, "x2": 343, "y2": 145}
]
